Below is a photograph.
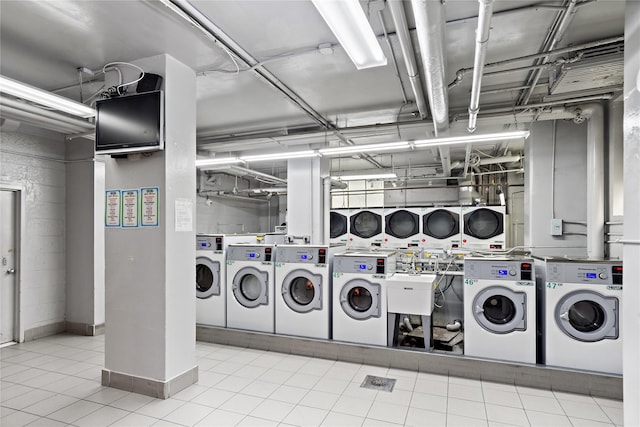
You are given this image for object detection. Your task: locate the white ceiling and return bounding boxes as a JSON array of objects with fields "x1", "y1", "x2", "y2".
[{"x1": 0, "y1": 0, "x2": 626, "y2": 177}]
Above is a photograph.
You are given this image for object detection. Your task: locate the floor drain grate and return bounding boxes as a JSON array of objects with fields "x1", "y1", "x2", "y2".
[{"x1": 360, "y1": 375, "x2": 396, "y2": 392}]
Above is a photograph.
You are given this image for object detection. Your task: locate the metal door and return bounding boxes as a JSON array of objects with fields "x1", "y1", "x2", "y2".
[
  {"x1": 339, "y1": 279, "x2": 381, "y2": 320},
  {"x1": 350, "y1": 211, "x2": 382, "y2": 238},
  {"x1": 555, "y1": 290, "x2": 618, "y2": 342},
  {"x1": 464, "y1": 208, "x2": 503, "y2": 239},
  {"x1": 424, "y1": 209, "x2": 459, "y2": 239},
  {"x1": 281, "y1": 269, "x2": 323, "y2": 313},
  {"x1": 195, "y1": 256, "x2": 221, "y2": 299},
  {"x1": 472, "y1": 286, "x2": 526, "y2": 333},
  {"x1": 1, "y1": 190, "x2": 17, "y2": 344},
  {"x1": 232, "y1": 267, "x2": 269, "y2": 308},
  {"x1": 385, "y1": 210, "x2": 419, "y2": 238}
]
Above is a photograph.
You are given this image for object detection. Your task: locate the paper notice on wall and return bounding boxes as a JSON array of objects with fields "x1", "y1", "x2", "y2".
[
  {"x1": 175, "y1": 198, "x2": 193, "y2": 232},
  {"x1": 105, "y1": 190, "x2": 121, "y2": 227},
  {"x1": 122, "y1": 190, "x2": 139, "y2": 228},
  {"x1": 141, "y1": 187, "x2": 159, "y2": 227}
]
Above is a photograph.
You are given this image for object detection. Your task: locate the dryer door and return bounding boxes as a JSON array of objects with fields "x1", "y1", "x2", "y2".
[
  {"x1": 385, "y1": 210, "x2": 419, "y2": 238},
  {"x1": 281, "y1": 269, "x2": 323, "y2": 313},
  {"x1": 339, "y1": 279, "x2": 381, "y2": 320},
  {"x1": 424, "y1": 209, "x2": 459, "y2": 239},
  {"x1": 472, "y1": 286, "x2": 526, "y2": 333},
  {"x1": 555, "y1": 290, "x2": 618, "y2": 342},
  {"x1": 330, "y1": 212, "x2": 348, "y2": 239},
  {"x1": 464, "y1": 208, "x2": 503, "y2": 239},
  {"x1": 232, "y1": 267, "x2": 269, "y2": 308},
  {"x1": 196, "y1": 256, "x2": 221, "y2": 299},
  {"x1": 350, "y1": 210, "x2": 382, "y2": 238}
]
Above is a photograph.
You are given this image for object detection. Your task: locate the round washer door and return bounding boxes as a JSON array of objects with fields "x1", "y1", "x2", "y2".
[
  {"x1": 330, "y1": 212, "x2": 348, "y2": 239},
  {"x1": 385, "y1": 210, "x2": 419, "y2": 238},
  {"x1": 232, "y1": 267, "x2": 269, "y2": 308},
  {"x1": 350, "y1": 210, "x2": 382, "y2": 238},
  {"x1": 464, "y1": 208, "x2": 503, "y2": 239},
  {"x1": 472, "y1": 286, "x2": 526, "y2": 333},
  {"x1": 281, "y1": 269, "x2": 323, "y2": 313},
  {"x1": 339, "y1": 279, "x2": 381, "y2": 320},
  {"x1": 555, "y1": 290, "x2": 618, "y2": 342},
  {"x1": 423, "y1": 209, "x2": 459, "y2": 239},
  {"x1": 196, "y1": 257, "x2": 221, "y2": 299}
]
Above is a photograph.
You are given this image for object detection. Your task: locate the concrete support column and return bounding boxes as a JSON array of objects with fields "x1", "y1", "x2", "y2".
[
  {"x1": 286, "y1": 157, "x2": 329, "y2": 245},
  {"x1": 623, "y1": 1, "x2": 640, "y2": 424},
  {"x1": 102, "y1": 54, "x2": 197, "y2": 399}
]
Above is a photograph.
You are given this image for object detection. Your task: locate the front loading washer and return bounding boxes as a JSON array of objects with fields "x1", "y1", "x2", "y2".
[
  {"x1": 422, "y1": 207, "x2": 461, "y2": 250},
  {"x1": 461, "y1": 206, "x2": 507, "y2": 250},
  {"x1": 226, "y1": 244, "x2": 276, "y2": 333},
  {"x1": 329, "y1": 210, "x2": 349, "y2": 244},
  {"x1": 463, "y1": 257, "x2": 536, "y2": 364},
  {"x1": 275, "y1": 245, "x2": 338, "y2": 339},
  {"x1": 545, "y1": 260, "x2": 623, "y2": 375},
  {"x1": 383, "y1": 208, "x2": 421, "y2": 249},
  {"x1": 332, "y1": 250, "x2": 396, "y2": 346},
  {"x1": 196, "y1": 234, "x2": 226, "y2": 327},
  {"x1": 349, "y1": 209, "x2": 384, "y2": 247}
]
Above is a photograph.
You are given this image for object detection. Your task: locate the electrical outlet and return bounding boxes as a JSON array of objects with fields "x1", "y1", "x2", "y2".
[{"x1": 551, "y1": 218, "x2": 563, "y2": 236}]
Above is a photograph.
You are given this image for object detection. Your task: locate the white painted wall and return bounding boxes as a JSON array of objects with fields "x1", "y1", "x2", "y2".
[
  {"x1": 195, "y1": 196, "x2": 275, "y2": 234},
  {"x1": 0, "y1": 130, "x2": 66, "y2": 337}
]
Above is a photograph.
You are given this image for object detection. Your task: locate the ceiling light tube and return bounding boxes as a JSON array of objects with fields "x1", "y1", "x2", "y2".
[
  {"x1": 319, "y1": 141, "x2": 409, "y2": 156},
  {"x1": 0, "y1": 75, "x2": 95, "y2": 118},
  {"x1": 195, "y1": 157, "x2": 243, "y2": 167},
  {"x1": 241, "y1": 150, "x2": 320, "y2": 162},
  {"x1": 311, "y1": 0, "x2": 387, "y2": 70},
  {"x1": 332, "y1": 173, "x2": 397, "y2": 181},
  {"x1": 413, "y1": 130, "x2": 530, "y2": 146}
]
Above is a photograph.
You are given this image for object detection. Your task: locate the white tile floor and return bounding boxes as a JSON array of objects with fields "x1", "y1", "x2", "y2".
[{"x1": 0, "y1": 334, "x2": 624, "y2": 427}]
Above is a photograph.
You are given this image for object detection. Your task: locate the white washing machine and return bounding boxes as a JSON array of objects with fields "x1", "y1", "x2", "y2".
[
  {"x1": 461, "y1": 206, "x2": 507, "y2": 250},
  {"x1": 196, "y1": 234, "x2": 226, "y2": 327},
  {"x1": 348, "y1": 209, "x2": 384, "y2": 247},
  {"x1": 332, "y1": 250, "x2": 396, "y2": 346},
  {"x1": 545, "y1": 260, "x2": 623, "y2": 375},
  {"x1": 463, "y1": 257, "x2": 536, "y2": 364},
  {"x1": 421, "y1": 207, "x2": 461, "y2": 250},
  {"x1": 383, "y1": 208, "x2": 422, "y2": 249},
  {"x1": 275, "y1": 245, "x2": 337, "y2": 339},
  {"x1": 329, "y1": 209, "x2": 349, "y2": 244},
  {"x1": 226, "y1": 244, "x2": 276, "y2": 333}
]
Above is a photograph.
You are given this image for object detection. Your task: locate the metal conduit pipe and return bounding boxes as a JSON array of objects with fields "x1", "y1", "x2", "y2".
[
  {"x1": 411, "y1": 0, "x2": 451, "y2": 176},
  {"x1": 388, "y1": 0, "x2": 428, "y2": 119},
  {"x1": 468, "y1": 0, "x2": 494, "y2": 133},
  {"x1": 519, "y1": 0, "x2": 579, "y2": 105}
]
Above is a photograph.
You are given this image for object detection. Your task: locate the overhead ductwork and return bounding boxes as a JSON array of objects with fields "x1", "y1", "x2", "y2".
[{"x1": 467, "y1": 0, "x2": 495, "y2": 133}]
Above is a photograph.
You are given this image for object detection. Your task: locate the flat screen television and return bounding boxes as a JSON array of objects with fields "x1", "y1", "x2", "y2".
[{"x1": 95, "y1": 90, "x2": 164, "y2": 155}]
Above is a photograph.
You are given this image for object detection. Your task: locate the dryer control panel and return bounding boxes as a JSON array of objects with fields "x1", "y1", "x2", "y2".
[
  {"x1": 196, "y1": 235, "x2": 223, "y2": 252},
  {"x1": 277, "y1": 246, "x2": 328, "y2": 264},
  {"x1": 333, "y1": 253, "x2": 397, "y2": 276},
  {"x1": 464, "y1": 258, "x2": 534, "y2": 281},
  {"x1": 226, "y1": 245, "x2": 275, "y2": 262},
  {"x1": 546, "y1": 262, "x2": 623, "y2": 285}
]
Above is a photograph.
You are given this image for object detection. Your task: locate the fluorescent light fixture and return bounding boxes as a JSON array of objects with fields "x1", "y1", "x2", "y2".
[
  {"x1": 319, "y1": 141, "x2": 409, "y2": 156},
  {"x1": 332, "y1": 173, "x2": 397, "y2": 181},
  {"x1": 0, "y1": 75, "x2": 95, "y2": 118},
  {"x1": 241, "y1": 150, "x2": 320, "y2": 162},
  {"x1": 311, "y1": 0, "x2": 387, "y2": 70},
  {"x1": 195, "y1": 157, "x2": 243, "y2": 167},
  {"x1": 413, "y1": 130, "x2": 530, "y2": 147}
]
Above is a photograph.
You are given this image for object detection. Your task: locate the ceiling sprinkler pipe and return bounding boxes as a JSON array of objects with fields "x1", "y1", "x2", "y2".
[{"x1": 468, "y1": 0, "x2": 495, "y2": 133}]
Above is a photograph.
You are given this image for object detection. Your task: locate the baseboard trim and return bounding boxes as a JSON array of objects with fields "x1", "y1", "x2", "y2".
[
  {"x1": 101, "y1": 366, "x2": 198, "y2": 399},
  {"x1": 196, "y1": 325, "x2": 623, "y2": 400},
  {"x1": 24, "y1": 322, "x2": 66, "y2": 342},
  {"x1": 65, "y1": 321, "x2": 105, "y2": 336}
]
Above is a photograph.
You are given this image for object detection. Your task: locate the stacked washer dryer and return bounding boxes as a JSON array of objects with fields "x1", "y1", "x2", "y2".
[
  {"x1": 332, "y1": 250, "x2": 396, "y2": 346},
  {"x1": 463, "y1": 257, "x2": 537, "y2": 364},
  {"x1": 544, "y1": 260, "x2": 623, "y2": 375},
  {"x1": 422, "y1": 207, "x2": 461, "y2": 250},
  {"x1": 226, "y1": 244, "x2": 276, "y2": 333},
  {"x1": 461, "y1": 206, "x2": 507, "y2": 250},
  {"x1": 275, "y1": 245, "x2": 338, "y2": 339},
  {"x1": 383, "y1": 208, "x2": 421, "y2": 248},
  {"x1": 196, "y1": 234, "x2": 227, "y2": 327},
  {"x1": 329, "y1": 210, "x2": 350, "y2": 245},
  {"x1": 349, "y1": 209, "x2": 384, "y2": 247}
]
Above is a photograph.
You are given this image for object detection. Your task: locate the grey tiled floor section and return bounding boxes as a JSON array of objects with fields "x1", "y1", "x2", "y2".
[{"x1": 1, "y1": 334, "x2": 624, "y2": 426}]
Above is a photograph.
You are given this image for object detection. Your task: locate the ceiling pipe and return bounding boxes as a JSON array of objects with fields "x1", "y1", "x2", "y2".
[
  {"x1": 467, "y1": 0, "x2": 495, "y2": 133},
  {"x1": 202, "y1": 165, "x2": 287, "y2": 186},
  {"x1": 518, "y1": 0, "x2": 579, "y2": 106},
  {"x1": 0, "y1": 96, "x2": 95, "y2": 131},
  {"x1": 411, "y1": 0, "x2": 451, "y2": 176},
  {"x1": 388, "y1": 0, "x2": 428, "y2": 119},
  {"x1": 0, "y1": 104, "x2": 89, "y2": 134}
]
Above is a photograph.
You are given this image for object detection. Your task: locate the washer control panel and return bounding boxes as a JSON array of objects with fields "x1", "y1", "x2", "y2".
[
  {"x1": 546, "y1": 262, "x2": 623, "y2": 285},
  {"x1": 277, "y1": 246, "x2": 328, "y2": 264},
  {"x1": 226, "y1": 244, "x2": 275, "y2": 262},
  {"x1": 333, "y1": 252, "x2": 397, "y2": 276},
  {"x1": 196, "y1": 235, "x2": 223, "y2": 251},
  {"x1": 464, "y1": 258, "x2": 534, "y2": 281}
]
